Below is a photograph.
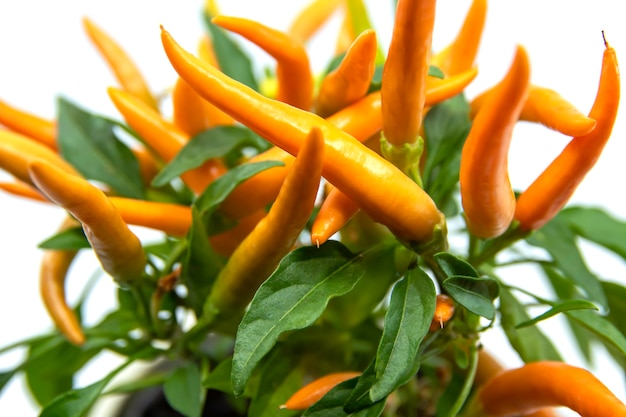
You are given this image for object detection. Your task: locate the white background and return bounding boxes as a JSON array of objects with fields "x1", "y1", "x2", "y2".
[{"x1": 0, "y1": 1, "x2": 625, "y2": 416}]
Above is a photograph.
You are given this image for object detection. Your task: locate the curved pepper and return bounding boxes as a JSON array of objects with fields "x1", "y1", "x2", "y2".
[
  {"x1": 460, "y1": 46, "x2": 530, "y2": 238},
  {"x1": 311, "y1": 185, "x2": 360, "y2": 247},
  {"x1": 431, "y1": 0, "x2": 487, "y2": 76},
  {"x1": 0, "y1": 130, "x2": 80, "y2": 187},
  {"x1": 40, "y1": 216, "x2": 84, "y2": 345},
  {"x1": 205, "y1": 128, "x2": 324, "y2": 318},
  {"x1": 212, "y1": 16, "x2": 313, "y2": 110},
  {"x1": 281, "y1": 371, "x2": 361, "y2": 410},
  {"x1": 0, "y1": 179, "x2": 49, "y2": 202},
  {"x1": 28, "y1": 161, "x2": 147, "y2": 285},
  {"x1": 381, "y1": 0, "x2": 436, "y2": 146},
  {"x1": 515, "y1": 40, "x2": 620, "y2": 231},
  {"x1": 83, "y1": 17, "x2": 158, "y2": 111},
  {"x1": 0, "y1": 99, "x2": 57, "y2": 150},
  {"x1": 108, "y1": 87, "x2": 227, "y2": 194},
  {"x1": 474, "y1": 361, "x2": 626, "y2": 417},
  {"x1": 161, "y1": 28, "x2": 443, "y2": 245},
  {"x1": 288, "y1": 0, "x2": 344, "y2": 44},
  {"x1": 315, "y1": 29, "x2": 377, "y2": 117}
]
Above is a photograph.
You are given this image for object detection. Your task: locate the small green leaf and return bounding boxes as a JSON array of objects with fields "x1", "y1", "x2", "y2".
[
  {"x1": 434, "y1": 252, "x2": 480, "y2": 278},
  {"x1": 561, "y1": 206, "x2": 626, "y2": 261},
  {"x1": 163, "y1": 362, "x2": 204, "y2": 417},
  {"x1": 182, "y1": 207, "x2": 224, "y2": 316},
  {"x1": 56, "y1": 97, "x2": 145, "y2": 199},
  {"x1": 566, "y1": 309, "x2": 626, "y2": 359},
  {"x1": 515, "y1": 300, "x2": 599, "y2": 329},
  {"x1": 194, "y1": 161, "x2": 283, "y2": 215},
  {"x1": 442, "y1": 276, "x2": 499, "y2": 320},
  {"x1": 203, "y1": 13, "x2": 258, "y2": 91},
  {"x1": 38, "y1": 226, "x2": 90, "y2": 250},
  {"x1": 527, "y1": 216, "x2": 608, "y2": 310},
  {"x1": 231, "y1": 241, "x2": 364, "y2": 396},
  {"x1": 602, "y1": 281, "x2": 626, "y2": 338},
  {"x1": 0, "y1": 368, "x2": 18, "y2": 395},
  {"x1": 499, "y1": 286, "x2": 562, "y2": 362},
  {"x1": 203, "y1": 358, "x2": 234, "y2": 394},
  {"x1": 370, "y1": 268, "x2": 436, "y2": 402},
  {"x1": 152, "y1": 126, "x2": 265, "y2": 187}
]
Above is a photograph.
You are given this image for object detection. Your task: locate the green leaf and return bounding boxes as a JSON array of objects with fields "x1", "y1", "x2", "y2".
[
  {"x1": 152, "y1": 126, "x2": 265, "y2": 187},
  {"x1": 181, "y1": 207, "x2": 223, "y2": 316},
  {"x1": 515, "y1": 300, "x2": 599, "y2": 329},
  {"x1": 370, "y1": 268, "x2": 436, "y2": 402},
  {"x1": 499, "y1": 286, "x2": 562, "y2": 362},
  {"x1": 203, "y1": 358, "x2": 234, "y2": 394},
  {"x1": 39, "y1": 354, "x2": 137, "y2": 417},
  {"x1": 231, "y1": 241, "x2": 364, "y2": 396},
  {"x1": 422, "y1": 95, "x2": 471, "y2": 216},
  {"x1": 442, "y1": 276, "x2": 499, "y2": 320},
  {"x1": 527, "y1": 216, "x2": 608, "y2": 310},
  {"x1": 345, "y1": 360, "x2": 377, "y2": 412},
  {"x1": 163, "y1": 362, "x2": 204, "y2": 417},
  {"x1": 434, "y1": 252, "x2": 480, "y2": 278},
  {"x1": 303, "y1": 376, "x2": 385, "y2": 417},
  {"x1": 248, "y1": 349, "x2": 303, "y2": 417},
  {"x1": 560, "y1": 206, "x2": 626, "y2": 261},
  {"x1": 0, "y1": 368, "x2": 18, "y2": 395},
  {"x1": 566, "y1": 309, "x2": 626, "y2": 359},
  {"x1": 602, "y1": 281, "x2": 626, "y2": 338},
  {"x1": 38, "y1": 226, "x2": 90, "y2": 250},
  {"x1": 203, "y1": 13, "x2": 258, "y2": 91},
  {"x1": 194, "y1": 161, "x2": 283, "y2": 215},
  {"x1": 56, "y1": 97, "x2": 145, "y2": 199}
]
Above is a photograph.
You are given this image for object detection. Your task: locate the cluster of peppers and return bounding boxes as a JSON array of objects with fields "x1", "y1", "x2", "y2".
[{"x1": 0, "y1": 0, "x2": 624, "y2": 416}]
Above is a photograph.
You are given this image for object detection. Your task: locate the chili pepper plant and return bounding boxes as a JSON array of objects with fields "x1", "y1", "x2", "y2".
[{"x1": 1, "y1": 1, "x2": 625, "y2": 416}]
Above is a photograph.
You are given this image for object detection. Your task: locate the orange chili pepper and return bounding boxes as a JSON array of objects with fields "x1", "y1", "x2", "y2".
[
  {"x1": 515, "y1": 38, "x2": 620, "y2": 231},
  {"x1": 287, "y1": 0, "x2": 344, "y2": 44},
  {"x1": 0, "y1": 99, "x2": 57, "y2": 150},
  {"x1": 28, "y1": 161, "x2": 146, "y2": 285},
  {"x1": 206, "y1": 128, "x2": 324, "y2": 318},
  {"x1": 0, "y1": 130, "x2": 80, "y2": 187},
  {"x1": 39, "y1": 216, "x2": 84, "y2": 346},
  {"x1": 460, "y1": 46, "x2": 530, "y2": 239},
  {"x1": 470, "y1": 85, "x2": 597, "y2": 137},
  {"x1": 0, "y1": 179, "x2": 48, "y2": 202},
  {"x1": 474, "y1": 361, "x2": 626, "y2": 417},
  {"x1": 281, "y1": 371, "x2": 361, "y2": 410},
  {"x1": 429, "y1": 294, "x2": 455, "y2": 331},
  {"x1": 212, "y1": 16, "x2": 313, "y2": 110},
  {"x1": 108, "y1": 197, "x2": 192, "y2": 237},
  {"x1": 107, "y1": 87, "x2": 227, "y2": 194},
  {"x1": 161, "y1": 28, "x2": 443, "y2": 246},
  {"x1": 381, "y1": 0, "x2": 436, "y2": 146},
  {"x1": 425, "y1": 67, "x2": 479, "y2": 106},
  {"x1": 430, "y1": 0, "x2": 487, "y2": 76},
  {"x1": 83, "y1": 17, "x2": 159, "y2": 111},
  {"x1": 315, "y1": 29, "x2": 377, "y2": 117},
  {"x1": 311, "y1": 185, "x2": 360, "y2": 247}
]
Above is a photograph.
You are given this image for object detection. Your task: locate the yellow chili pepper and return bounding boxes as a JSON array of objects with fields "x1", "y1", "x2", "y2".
[
  {"x1": 211, "y1": 16, "x2": 313, "y2": 110},
  {"x1": 205, "y1": 128, "x2": 324, "y2": 318},
  {"x1": 381, "y1": 0, "x2": 436, "y2": 146},
  {"x1": 460, "y1": 46, "x2": 530, "y2": 239},
  {"x1": 0, "y1": 99, "x2": 57, "y2": 150},
  {"x1": 161, "y1": 28, "x2": 444, "y2": 246},
  {"x1": 28, "y1": 161, "x2": 147, "y2": 285},
  {"x1": 0, "y1": 179, "x2": 48, "y2": 202},
  {"x1": 0, "y1": 130, "x2": 80, "y2": 187},
  {"x1": 107, "y1": 86, "x2": 227, "y2": 194},
  {"x1": 315, "y1": 29, "x2": 377, "y2": 117},
  {"x1": 39, "y1": 216, "x2": 84, "y2": 345},
  {"x1": 431, "y1": 0, "x2": 487, "y2": 76},
  {"x1": 83, "y1": 17, "x2": 159, "y2": 111},
  {"x1": 515, "y1": 38, "x2": 620, "y2": 231},
  {"x1": 471, "y1": 85, "x2": 598, "y2": 137},
  {"x1": 311, "y1": 185, "x2": 359, "y2": 246},
  {"x1": 288, "y1": 0, "x2": 344, "y2": 44}
]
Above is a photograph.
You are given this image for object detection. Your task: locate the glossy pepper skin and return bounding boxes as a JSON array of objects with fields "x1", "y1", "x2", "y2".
[
  {"x1": 161, "y1": 28, "x2": 444, "y2": 246},
  {"x1": 281, "y1": 371, "x2": 361, "y2": 410},
  {"x1": 83, "y1": 17, "x2": 159, "y2": 111},
  {"x1": 28, "y1": 161, "x2": 147, "y2": 285},
  {"x1": 460, "y1": 46, "x2": 530, "y2": 238},
  {"x1": 40, "y1": 216, "x2": 84, "y2": 346},
  {"x1": 212, "y1": 15, "x2": 313, "y2": 110},
  {"x1": 381, "y1": 0, "x2": 436, "y2": 146},
  {"x1": 474, "y1": 361, "x2": 626, "y2": 417},
  {"x1": 287, "y1": 0, "x2": 344, "y2": 44},
  {"x1": 205, "y1": 128, "x2": 324, "y2": 318},
  {"x1": 514, "y1": 40, "x2": 620, "y2": 231}
]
